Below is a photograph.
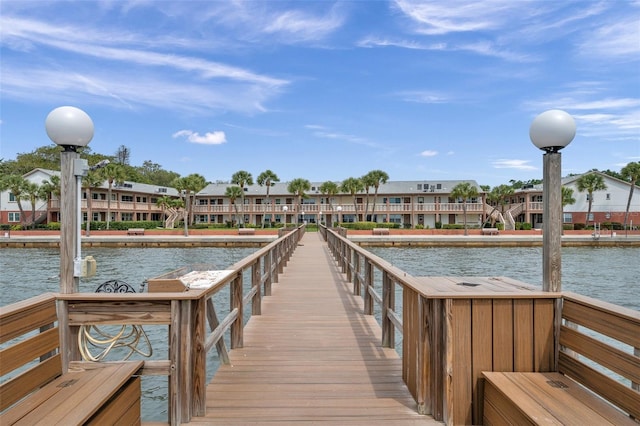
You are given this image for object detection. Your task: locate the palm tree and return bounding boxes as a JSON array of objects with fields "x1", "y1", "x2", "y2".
[
  {"x1": 319, "y1": 181, "x2": 339, "y2": 224},
  {"x1": 450, "y1": 182, "x2": 478, "y2": 236},
  {"x1": 21, "y1": 181, "x2": 46, "y2": 229},
  {"x1": 83, "y1": 170, "x2": 104, "y2": 236},
  {"x1": 620, "y1": 162, "x2": 640, "y2": 231},
  {"x1": 361, "y1": 173, "x2": 376, "y2": 221},
  {"x1": 101, "y1": 163, "x2": 126, "y2": 229},
  {"x1": 40, "y1": 175, "x2": 61, "y2": 224},
  {"x1": 287, "y1": 178, "x2": 311, "y2": 225},
  {"x1": 576, "y1": 172, "x2": 607, "y2": 227},
  {"x1": 367, "y1": 170, "x2": 389, "y2": 221},
  {"x1": 184, "y1": 173, "x2": 207, "y2": 227},
  {"x1": 0, "y1": 175, "x2": 28, "y2": 227},
  {"x1": 231, "y1": 170, "x2": 253, "y2": 227},
  {"x1": 340, "y1": 177, "x2": 364, "y2": 221},
  {"x1": 257, "y1": 169, "x2": 280, "y2": 228},
  {"x1": 225, "y1": 185, "x2": 243, "y2": 227},
  {"x1": 562, "y1": 186, "x2": 576, "y2": 208},
  {"x1": 155, "y1": 195, "x2": 174, "y2": 228}
]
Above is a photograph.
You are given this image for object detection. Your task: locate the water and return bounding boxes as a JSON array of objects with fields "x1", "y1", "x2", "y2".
[{"x1": 2, "y1": 245, "x2": 638, "y2": 421}]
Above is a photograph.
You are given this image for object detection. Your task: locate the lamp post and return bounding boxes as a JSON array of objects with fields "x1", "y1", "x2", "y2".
[
  {"x1": 337, "y1": 206, "x2": 342, "y2": 226},
  {"x1": 282, "y1": 205, "x2": 288, "y2": 228},
  {"x1": 529, "y1": 109, "x2": 576, "y2": 292},
  {"x1": 46, "y1": 106, "x2": 94, "y2": 294}
]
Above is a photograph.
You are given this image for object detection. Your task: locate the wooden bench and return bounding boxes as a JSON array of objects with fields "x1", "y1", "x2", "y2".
[
  {"x1": 0, "y1": 294, "x2": 143, "y2": 425},
  {"x1": 483, "y1": 292, "x2": 640, "y2": 425},
  {"x1": 127, "y1": 228, "x2": 145, "y2": 235},
  {"x1": 238, "y1": 228, "x2": 255, "y2": 235},
  {"x1": 372, "y1": 228, "x2": 390, "y2": 235},
  {"x1": 481, "y1": 227, "x2": 499, "y2": 235}
]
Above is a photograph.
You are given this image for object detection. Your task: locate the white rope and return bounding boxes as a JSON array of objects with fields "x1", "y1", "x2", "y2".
[{"x1": 78, "y1": 324, "x2": 152, "y2": 362}]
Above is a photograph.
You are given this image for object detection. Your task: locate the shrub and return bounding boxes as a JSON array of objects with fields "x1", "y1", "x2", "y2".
[
  {"x1": 435, "y1": 221, "x2": 442, "y2": 229},
  {"x1": 520, "y1": 222, "x2": 532, "y2": 230},
  {"x1": 415, "y1": 224, "x2": 424, "y2": 229}
]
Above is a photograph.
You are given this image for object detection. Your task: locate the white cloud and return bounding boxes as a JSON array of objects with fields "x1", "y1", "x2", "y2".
[
  {"x1": 173, "y1": 130, "x2": 227, "y2": 145},
  {"x1": 420, "y1": 150, "x2": 438, "y2": 157},
  {"x1": 397, "y1": 90, "x2": 449, "y2": 104},
  {"x1": 492, "y1": 159, "x2": 536, "y2": 170}
]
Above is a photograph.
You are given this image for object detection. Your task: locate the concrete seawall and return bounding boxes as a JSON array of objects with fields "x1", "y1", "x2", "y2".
[{"x1": 2, "y1": 232, "x2": 639, "y2": 248}]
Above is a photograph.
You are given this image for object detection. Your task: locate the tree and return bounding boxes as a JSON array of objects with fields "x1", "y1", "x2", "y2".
[
  {"x1": 562, "y1": 186, "x2": 576, "y2": 207},
  {"x1": 21, "y1": 181, "x2": 46, "y2": 229},
  {"x1": 287, "y1": 178, "x2": 311, "y2": 225},
  {"x1": 83, "y1": 170, "x2": 104, "y2": 236},
  {"x1": 257, "y1": 169, "x2": 280, "y2": 228},
  {"x1": 319, "y1": 181, "x2": 340, "y2": 224},
  {"x1": 366, "y1": 170, "x2": 389, "y2": 220},
  {"x1": 40, "y1": 175, "x2": 61, "y2": 224},
  {"x1": 340, "y1": 177, "x2": 364, "y2": 221},
  {"x1": 136, "y1": 160, "x2": 180, "y2": 186},
  {"x1": 620, "y1": 162, "x2": 640, "y2": 231},
  {"x1": 231, "y1": 170, "x2": 254, "y2": 226},
  {"x1": 576, "y1": 172, "x2": 607, "y2": 227},
  {"x1": 225, "y1": 185, "x2": 243, "y2": 227},
  {"x1": 450, "y1": 182, "x2": 478, "y2": 236},
  {"x1": 361, "y1": 173, "x2": 376, "y2": 221},
  {"x1": 101, "y1": 163, "x2": 126, "y2": 229},
  {"x1": 155, "y1": 195, "x2": 173, "y2": 228},
  {"x1": 115, "y1": 145, "x2": 131, "y2": 165},
  {"x1": 0, "y1": 175, "x2": 28, "y2": 227},
  {"x1": 184, "y1": 174, "x2": 207, "y2": 227}
]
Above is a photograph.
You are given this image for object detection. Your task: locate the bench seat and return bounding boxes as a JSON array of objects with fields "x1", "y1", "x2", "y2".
[
  {"x1": 482, "y1": 228, "x2": 499, "y2": 235},
  {"x1": 238, "y1": 228, "x2": 255, "y2": 235},
  {"x1": 127, "y1": 228, "x2": 145, "y2": 235},
  {"x1": 372, "y1": 228, "x2": 390, "y2": 235},
  {"x1": 1, "y1": 360, "x2": 143, "y2": 425},
  {"x1": 483, "y1": 371, "x2": 636, "y2": 425}
]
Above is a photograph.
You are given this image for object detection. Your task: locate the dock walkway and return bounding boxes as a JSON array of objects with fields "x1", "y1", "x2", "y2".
[{"x1": 190, "y1": 232, "x2": 438, "y2": 424}]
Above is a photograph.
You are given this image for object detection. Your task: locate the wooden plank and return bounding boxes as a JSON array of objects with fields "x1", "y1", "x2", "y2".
[
  {"x1": 560, "y1": 325, "x2": 640, "y2": 384},
  {"x1": 0, "y1": 327, "x2": 59, "y2": 375},
  {"x1": 86, "y1": 377, "x2": 141, "y2": 425},
  {"x1": 402, "y1": 287, "x2": 419, "y2": 400},
  {"x1": 513, "y1": 299, "x2": 534, "y2": 372},
  {"x1": 562, "y1": 298, "x2": 640, "y2": 348},
  {"x1": 444, "y1": 299, "x2": 472, "y2": 426},
  {"x1": 483, "y1": 371, "x2": 635, "y2": 426},
  {"x1": 482, "y1": 373, "x2": 538, "y2": 426},
  {"x1": 559, "y1": 351, "x2": 640, "y2": 419},
  {"x1": 0, "y1": 354, "x2": 61, "y2": 412},
  {"x1": 492, "y1": 299, "x2": 513, "y2": 372},
  {"x1": 471, "y1": 299, "x2": 493, "y2": 424},
  {"x1": 534, "y1": 298, "x2": 555, "y2": 372},
  {"x1": 0, "y1": 294, "x2": 57, "y2": 344}
]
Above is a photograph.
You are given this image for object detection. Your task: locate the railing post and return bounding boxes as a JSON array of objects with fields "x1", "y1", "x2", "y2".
[
  {"x1": 634, "y1": 347, "x2": 640, "y2": 391},
  {"x1": 363, "y1": 259, "x2": 373, "y2": 315},
  {"x1": 346, "y1": 247, "x2": 353, "y2": 282},
  {"x1": 353, "y1": 252, "x2": 361, "y2": 296},
  {"x1": 252, "y1": 257, "x2": 261, "y2": 316},
  {"x1": 230, "y1": 274, "x2": 243, "y2": 349},
  {"x1": 382, "y1": 271, "x2": 395, "y2": 348},
  {"x1": 266, "y1": 249, "x2": 275, "y2": 291},
  {"x1": 191, "y1": 296, "x2": 206, "y2": 417}
]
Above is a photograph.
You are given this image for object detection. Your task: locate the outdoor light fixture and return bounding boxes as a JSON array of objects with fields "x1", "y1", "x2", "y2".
[
  {"x1": 529, "y1": 109, "x2": 576, "y2": 292},
  {"x1": 46, "y1": 106, "x2": 95, "y2": 293}
]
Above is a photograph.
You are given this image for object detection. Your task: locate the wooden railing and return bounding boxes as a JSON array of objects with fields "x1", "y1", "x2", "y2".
[
  {"x1": 323, "y1": 226, "x2": 640, "y2": 425},
  {"x1": 559, "y1": 292, "x2": 640, "y2": 419},
  {"x1": 54, "y1": 225, "x2": 305, "y2": 424}
]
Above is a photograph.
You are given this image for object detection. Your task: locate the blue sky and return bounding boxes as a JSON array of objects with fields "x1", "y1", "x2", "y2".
[{"x1": 1, "y1": 1, "x2": 639, "y2": 187}]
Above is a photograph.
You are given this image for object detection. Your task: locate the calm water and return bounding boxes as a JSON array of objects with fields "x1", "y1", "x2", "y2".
[{"x1": 2, "y1": 245, "x2": 638, "y2": 421}]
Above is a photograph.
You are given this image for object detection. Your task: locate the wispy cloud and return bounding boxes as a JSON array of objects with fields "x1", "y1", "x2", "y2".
[
  {"x1": 173, "y1": 130, "x2": 227, "y2": 145},
  {"x1": 492, "y1": 159, "x2": 536, "y2": 170},
  {"x1": 396, "y1": 90, "x2": 450, "y2": 104},
  {"x1": 420, "y1": 150, "x2": 438, "y2": 157}
]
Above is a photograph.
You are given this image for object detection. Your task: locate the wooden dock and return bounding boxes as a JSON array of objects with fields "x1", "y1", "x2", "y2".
[{"x1": 190, "y1": 232, "x2": 437, "y2": 425}]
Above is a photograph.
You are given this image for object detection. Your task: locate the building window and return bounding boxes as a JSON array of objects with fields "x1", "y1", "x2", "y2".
[
  {"x1": 9, "y1": 193, "x2": 16, "y2": 202},
  {"x1": 122, "y1": 195, "x2": 134, "y2": 202},
  {"x1": 121, "y1": 213, "x2": 134, "y2": 221},
  {"x1": 8, "y1": 212, "x2": 20, "y2": 222},
  {"x1": 563, "y1": 213, "x2": 573, "y2": 223},
  {"x1": 606, "y1": 193, "x2": 611, "y2": 200},
  {"x1": 136, "y1": 196, "x2": 147, "y2": 203},
  {"x1": 198, "y1": 199, "x2": 208, "y2": 205},
  {"x1": 587, "y1": 213, "x2": 594, "y2": 221}
]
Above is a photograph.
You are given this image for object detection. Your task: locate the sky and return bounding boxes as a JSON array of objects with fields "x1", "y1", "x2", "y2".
[{"x1": 1, "y1": 1, "x2": 639, "y2": 188}]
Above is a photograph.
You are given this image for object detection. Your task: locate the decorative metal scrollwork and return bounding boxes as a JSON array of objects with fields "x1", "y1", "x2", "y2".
[{"x1": 78, "y1": 279, "x2": 152, "y2": 362}]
